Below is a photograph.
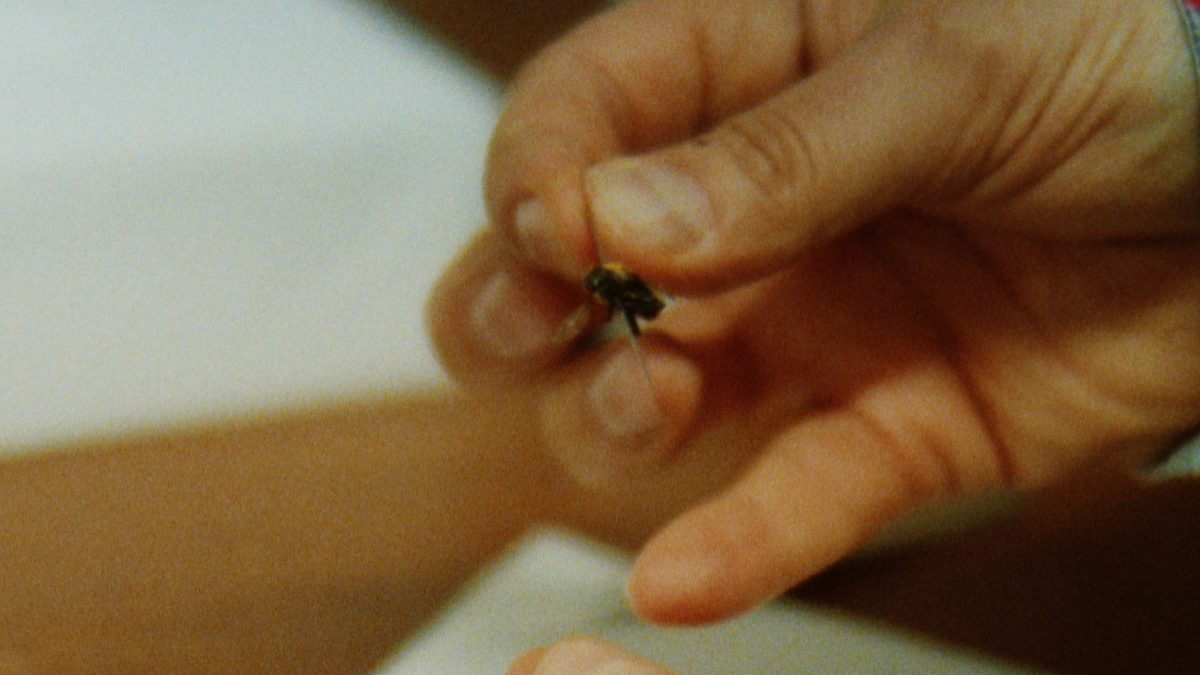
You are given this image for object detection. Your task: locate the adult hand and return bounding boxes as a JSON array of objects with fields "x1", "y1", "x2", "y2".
[{"x1": 428, "y1": 0, "x2": 1200, "y2": 625}]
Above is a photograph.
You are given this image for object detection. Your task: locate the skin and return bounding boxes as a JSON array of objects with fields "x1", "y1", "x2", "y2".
[
  {"x1": 0, "y1": 392, "x2": 552, "y2": 673},
  {"x1": 4, "y1": 394, "x2": 1196, "y2": 672},
  {"x1": 506, "y1": 637, "x2": 676, "y2": 675},
  {"x1": 427, "y1": 0, "x2": 1200, "y2": 664}
]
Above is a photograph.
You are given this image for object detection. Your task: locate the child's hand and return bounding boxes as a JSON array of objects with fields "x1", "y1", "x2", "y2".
[{"x1": 507, "y1": 638, "x2": 677, "y2": 675}]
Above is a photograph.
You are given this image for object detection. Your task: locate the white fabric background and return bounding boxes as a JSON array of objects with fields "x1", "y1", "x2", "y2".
[
  {"x1": 1, "y1": 0, "x2": 497, "y2": 450},
  {"x1": 381, "y1": 529, "x2": 1035, "y2": 674}
]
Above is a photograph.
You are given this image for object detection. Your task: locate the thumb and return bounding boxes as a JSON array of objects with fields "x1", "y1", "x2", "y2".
[{"x1": 584, "y1": 25, "x2": 975, "y2": 293}]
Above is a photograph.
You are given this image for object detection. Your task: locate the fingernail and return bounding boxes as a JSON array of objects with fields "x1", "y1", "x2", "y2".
[
  {"x1": 531, "y1": 639, "x2": 610, "y2": 675},
  {"x1": 588, "y1": 659, "x2": 663, "y2": 675},
  {"x1": 470, "y1": 269, "x2": 557, "y2": 360},
  {"x1": 532, "y1": 639, "x2": 659, "y2": 675},
  {"x1": 515, "y1": 198, "x2": 579, "y2": 275},
  {"x1": 585, "y1": 158, "x2": 712, "y2": 256},
  {"x1": 544, "y1": 348, "x2": 700, "y2": 488},
  {"x1": 588, "y1": 348, "x2": 665, "y2": 443}
]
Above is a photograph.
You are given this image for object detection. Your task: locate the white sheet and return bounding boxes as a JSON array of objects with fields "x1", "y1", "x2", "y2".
[
  {"x1": 1, "y1": 0, "x2": 498, "y2": 450},
  {"x1": 381, "y1": 529, "x2": 1036, "y2": 674}
]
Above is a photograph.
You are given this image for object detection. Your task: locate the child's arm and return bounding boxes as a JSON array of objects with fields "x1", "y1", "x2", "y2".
[{"x1": 0, "y1": 389, "x2": 561, "y2": 673}]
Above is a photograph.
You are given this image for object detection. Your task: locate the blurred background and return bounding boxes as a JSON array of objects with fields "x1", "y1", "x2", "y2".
[{"x1": 0, "y1": 0, "x2": 579, "y2": 451}]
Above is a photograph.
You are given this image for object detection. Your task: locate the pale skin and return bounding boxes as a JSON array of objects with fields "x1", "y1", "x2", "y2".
[
  {"x1": 0, "y1": 393, "x2": 551, "y2": 673},
  {"x1": 3, "y1": 392, "x2": 1193, "y2": 672},
  {"x1": 0, "y1": 390, "x2": 714, "y2": 672},
  {"x1": 425, "y1": 0, "x2": 1200, "y2": 670}
]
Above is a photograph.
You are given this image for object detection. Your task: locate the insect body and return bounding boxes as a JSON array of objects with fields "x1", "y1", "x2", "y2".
[
  {"x1": 583, "y1": 262, "x2": 665, "y2": 338},
  {"x1": 581, "y1": 262, "x2": 665, "y2": 392}
]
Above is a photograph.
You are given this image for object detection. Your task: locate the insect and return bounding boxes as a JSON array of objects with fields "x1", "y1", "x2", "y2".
[
  {"x1": 557, "y1": 261, "x2": 666, "y2": 391},
  {"x1": 583, "y1": 262, "x2": 665, "y2": 338}
]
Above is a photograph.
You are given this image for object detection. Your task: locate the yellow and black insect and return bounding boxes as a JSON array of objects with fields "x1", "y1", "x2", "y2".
[
  {"x1": 573, "y1": 261, "x2": 666, "y2": 389},
  {"x1": 583, "y1": 262, "x2": 665, "y2": 338}
]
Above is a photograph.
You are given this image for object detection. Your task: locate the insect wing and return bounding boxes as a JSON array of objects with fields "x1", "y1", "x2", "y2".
[{"x1": 552, "y1": 303, "x2": 592, "y2": 344}]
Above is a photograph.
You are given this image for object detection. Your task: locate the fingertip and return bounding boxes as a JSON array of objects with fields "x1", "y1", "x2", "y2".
[
  {"x1": 485, "y1": 98, "x2": 606, "y2": 280},
  {"x1": 513, "y1": 197, "x2": 594, "y2": 278},
  {"x1": 514, "y1": 637, "x2": 675, "y2": 675},
  {"x1": 587, "y1": 343, "x2": 702, "y2": 450},
  {"x1": 501, "y1": 180, "x2": 597, "y2": 279},
  {"x1": 625, "y1": 546, "x2": 724, "y2": 625},
  {"x1": 583, "y1": 150, "x2": 791, "y2": 295},
  {"x1": 507, "y1": 647, "x2": 548, "y2": 675},
  {"x1": 625, "y1": 504, "x2": 766, "y2": 626},
  {"x1": 540, "y1": 341, "x2": 703, "y2": 488},
  {"x1": 585, "y1": 157, "x2": 713, "y2": 269},
  {"x1": 628, "y1": 411, "x2": 932, "y2": 625},
  {"x1": 426, "y1": 230, "x2": 586, "y2": 383}
]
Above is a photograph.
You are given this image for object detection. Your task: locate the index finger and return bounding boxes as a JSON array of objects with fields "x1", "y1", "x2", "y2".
[{"x1": 485, "y1": 0, "x2": 808, "y2": 279}]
